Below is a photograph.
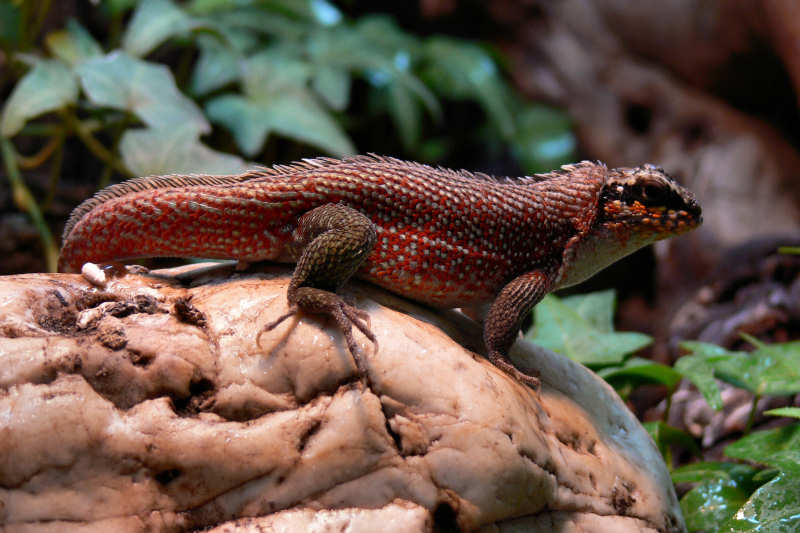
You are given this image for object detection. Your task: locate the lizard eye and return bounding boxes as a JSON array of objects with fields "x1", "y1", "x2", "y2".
[{"x1": 642, "y1": 183, "x2": 669, "y2": 204}]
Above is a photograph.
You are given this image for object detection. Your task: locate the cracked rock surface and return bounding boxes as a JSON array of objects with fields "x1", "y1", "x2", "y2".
[{"x1": 0, "y1": 265, "x2": 684, "y2": 532}]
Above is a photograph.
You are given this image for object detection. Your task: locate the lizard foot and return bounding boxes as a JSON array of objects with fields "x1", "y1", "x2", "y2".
[
  {"x1": 488, "y1": 350, "x2": 540, "y2": 390},
  {"x1": 259, "y1": 288, "x2": 378, "y2": 379}
]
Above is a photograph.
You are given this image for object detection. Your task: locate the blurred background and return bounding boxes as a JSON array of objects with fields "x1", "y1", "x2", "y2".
[{"x1": 2, "y1": 0, "x2": 800, "y2": 441}]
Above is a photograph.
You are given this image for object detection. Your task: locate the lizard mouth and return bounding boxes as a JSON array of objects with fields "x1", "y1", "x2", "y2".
[{"x1": 599, "y1": 196, "x2": 702, "y2": 236}]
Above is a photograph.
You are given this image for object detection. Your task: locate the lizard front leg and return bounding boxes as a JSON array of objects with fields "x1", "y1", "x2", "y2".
[
  {"x1": 261, "y1": 204, "x2": 378, "y2": 376},
  {"x1": 484, "y1": 270, "x2": 554, "y2": 389}
]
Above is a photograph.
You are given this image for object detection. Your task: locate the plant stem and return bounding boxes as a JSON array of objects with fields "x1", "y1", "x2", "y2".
[
  {"x1": 27, "y1": 0, "x2": 53, "y2": 48},
  {"x1": 60, "y1": 109, "x2": 133, "y2": 178},
  {"x1": 16, "y1": 132, "x2": 63, "y2": 169},
  {"x1": 43, "y1": 134, "x2": 64, "y2": 210},
  {"x1": 745, "y1": 393, "x2": 761, "y2": 435},
  {"x1": 663, "y1": 385, "x2": 674, "y2": 423},
  {"x1": 1, "y1": 137, "x2": 58, "y2": 272}
]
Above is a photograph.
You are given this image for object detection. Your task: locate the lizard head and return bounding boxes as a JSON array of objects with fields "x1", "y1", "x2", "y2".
[
  {"x1": 598, "y1": 164, "x2": 702, "y2": 237},
  {"x1": 556, "y1": 163, "x2": 702, "y2": 288}
]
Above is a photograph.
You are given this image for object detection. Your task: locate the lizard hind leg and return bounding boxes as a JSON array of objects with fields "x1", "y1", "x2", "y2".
[{"x1": 260, "y1": 204, "x2": 379, "y2": 377}]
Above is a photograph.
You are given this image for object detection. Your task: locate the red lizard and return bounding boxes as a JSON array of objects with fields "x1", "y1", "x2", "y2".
[{"x1": 59, "y1": 155, "x2": 702, "y2": 386}]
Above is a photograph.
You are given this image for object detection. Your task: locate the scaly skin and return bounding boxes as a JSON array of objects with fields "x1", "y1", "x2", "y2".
[{"x1": 59, "y1": 155, "x2": 702, "y2": 387}]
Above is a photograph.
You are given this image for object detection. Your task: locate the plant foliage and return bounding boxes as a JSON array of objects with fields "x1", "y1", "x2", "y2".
[
  {"x1": 1, "y1": 0, "x2": 575, "y2": 271},
  {"x1": 525, "y1": 289, "x2": 800, "y2": 533}
]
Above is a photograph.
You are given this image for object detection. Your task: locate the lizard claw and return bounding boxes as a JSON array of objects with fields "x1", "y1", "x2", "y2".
[{"x1": 488, "y1": 350, "x2": 541, "y2": 390}]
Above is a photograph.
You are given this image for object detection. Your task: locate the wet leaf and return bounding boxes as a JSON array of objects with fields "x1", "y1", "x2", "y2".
[
  {"x1": 677, "y1": 340, "x2": 800, "y2": 407},
  {"x1": 725, "y1": 424, "x2": 800, "y2": 465},
  {"x1": 676, "y1": 463, "x2": 761, "y2": 532},
  {"x1": 723, "y1": 461, "x2": 800, "y2": 533}
]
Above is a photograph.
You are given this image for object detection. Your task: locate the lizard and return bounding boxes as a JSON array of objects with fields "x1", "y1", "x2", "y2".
[{"x1": 59, "y1": 155, "x2": 702, "y2": 387}]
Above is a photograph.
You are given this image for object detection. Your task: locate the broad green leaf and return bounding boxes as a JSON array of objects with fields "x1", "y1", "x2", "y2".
[
  {"x1": 1, "y1": 59, "x2": 78, "y2": 137},
  {"x1": 672, "y1": 462, "x2": 759, "y2": 485},
  {"x1": 725, "y1": 424, "x2": 800, "y2": 465},
  {"x1": 678, "y1": 340, "x2": 800, "y2": 399},
  {"x1": 241, "y1": 48, "x2": 313, "y2": 99},
  {"x1": 644, "y1": 421, "x2": 700, "y2": 459},
  {"x1": 76, "y1": 51, "x2": 209, "y2": 134},
  {"x1": 526, "y1": 292, "x2": 652, "y2": 366},
  {"x1": 120, "y1": 125, "x2": 248, "y2": 176},
  {"x1": 312, "y1": 66, "x2": 350, "y2": 110},
  {"x1": 123, "y1": 0, "x2": 193, "y2": 57},
  {"x1": 388, "y1": 84, "x2": 422, "y2": 149},
  {"x1": 307, "y1": 22, "x2": 440, "y2": 119},
  {"x1": 422, "y1": 37, "x2": 514, "y2": 137},
  {"x1": 598, "y1": 357, "x2": 682, "y2": 389},
  {"x1": 765, "y1": 407, "x2": 800, "y2": 420},
  {"x1": 674, "y1": 343, "x2": 726, "y2": 411},
  {"x1": 45, "y1": 19, "x2": 102, "y2": 66},
  {"x1": 511, "y1": 105, "x2": 575, "y2": 174},
  {"x1": 208, "y1": 7, "x2": 307, "y2": 40},
  {"x1": 723, "y1": 467, "x2": 800, "y2": 532},
  {"x1": 677, "y1": 463, "x2": 761, "y2": 533},
  {"x1": 190, "y1": 35, "x2": 242, "y2": 95},
  {"x1": 564, "y1": 289, "x2": 616, "y2": 332},
  {"x1": 205, "y1": 95, "x2": 267, "y2": 156},
  {"x1": 206, "y1": 92, "x2": 355, "y2": 157}
]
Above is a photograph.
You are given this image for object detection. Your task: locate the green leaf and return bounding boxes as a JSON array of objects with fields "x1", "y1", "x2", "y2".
[
  {"x1": 526, "y1": 291, "x2": 652, "y2": 366},
  {"x1": 306, "y1": 21, "x2": 440, "y2": 119},
  {"x1": 598, "y1": 357, "x2": 682, "y2": 389},
  {"x1": 675, "y1": 342, "x2": 726, "y2": 411},
  {"x1": 1, "y1": 59, "x2": 78, "y2": 137},
  {"x1": 677, "y1": 463, "x2": 761, "y2": 532},
  {"x1": 105, "y1": 0, "x2": 138, "y2": 15},
  {"x1": 511, "y1": 105, "x2": 575, "y2": 174},
  {"x1": 422, "y1": 37, "x2": 514, "y2": 138},
  {"x1": 312, "y1": 66, "x2": 351, "y2": 110},
  {"x1": 387, "y1": 84, "x2": 422, "y2": 149},
  {"x1": 723, "y1": 466, "x2": 800, "y2": 532},
  {"x1": 241, "y1": 48, "x2": 313, "y2": 99},
  {"x1": 765, "y1": 407, "x2": 800, "y2": 420},
  {"x1": 206, "y1": 92, "x2": 355, "y2": 157},
  {"x1": 678, "y1": 340, "x2": 800, "y2": 399},
  {"x1": 76, "y1": 51, "x2": 209, "y2": 134},
  {"x1": 672, "y1": 461, "x2": 759, "y2": 485},
  {"x1": 725, "y1": 424, "x2": 800, "y2": 465},
  {"x1": 190, "y1": 35, "x2": 242, "y2": 95},
  {"x1": 644, "y1": 421, "x2": 700, "y2": 459},
  {"x1": 45, "y1": 19, "x2": 103, "y2": 66},
  {"x1": 0, "y1": 1, "x2": 21, "y2": 46},
  {"x1": 122, "y1": 0, "x2": 193, "y2": 57},
  {"x1": 120, "y1": 125, "x2": 248, "y2": 175}
]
